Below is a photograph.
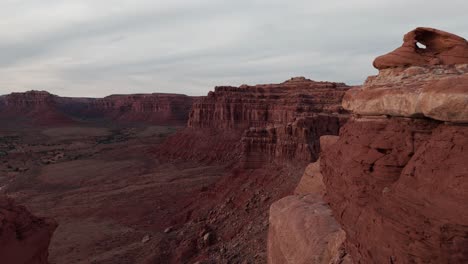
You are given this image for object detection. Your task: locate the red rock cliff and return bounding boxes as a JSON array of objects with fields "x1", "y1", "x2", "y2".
[
  {"x1": 320, "y1": 28, "x2": 468, "y2": 263},
  {"x1": 161, "y1": 77, "x2": 350, "y2": 165},
  {"x1": 188, "y1": 77, "x2": 348, "y2": 129},
  {"x1": 0, "y1": 196, "x2": 57, "y2": 264}
]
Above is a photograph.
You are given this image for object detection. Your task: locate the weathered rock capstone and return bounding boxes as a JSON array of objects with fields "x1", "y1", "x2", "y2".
[{"x1": 344, "y1": 27, "x2": 468, "y2": 123}]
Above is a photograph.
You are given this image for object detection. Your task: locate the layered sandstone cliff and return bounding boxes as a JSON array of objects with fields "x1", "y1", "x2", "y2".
[
  {"x1": 0, "y1": 91, "x2": 194, "y2": 126},
  {"x1": 162, "y1": 77, "x2": 350, "y2": 165},
  {"x1": 0, "y1": 196, "x2": 57, "y2": 264},
  {"x1": 324, "y1": 28, "x2": 467, "y2": 263},
  {"x1": 188, "y1": 77, "x2": 348, "y2": 129}
]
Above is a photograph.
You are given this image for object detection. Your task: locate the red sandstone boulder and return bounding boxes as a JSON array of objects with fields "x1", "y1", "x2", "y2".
[
  {"x1": 0, "y1": 196, "x2": 57, "y2": 264},
  {"x1": 268, "y1": 194, "x2": 351, "y2": 264}
]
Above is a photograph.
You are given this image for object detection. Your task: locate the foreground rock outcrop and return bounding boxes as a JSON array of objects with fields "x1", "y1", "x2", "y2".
[
  {"x1": 0, "y1": 91, "x2": 195, "y2": 126},
  {"x1": 0, "y1": 196, "x2": 57, "y2": 264},
  {"x1": 320, "y1": 28, "x2": 468, "y2": 263}
]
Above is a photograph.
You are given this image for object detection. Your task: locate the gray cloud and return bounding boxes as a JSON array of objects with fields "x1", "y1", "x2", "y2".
[{"x1": 0, "y1": 0, "x2": 467, "y2": 97}]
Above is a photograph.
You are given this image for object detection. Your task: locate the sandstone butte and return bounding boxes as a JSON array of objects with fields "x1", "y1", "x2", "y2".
[
  {"x1": 0, "y1": 90, "x2": 195, "y2": 126},
  {"x1": 268, "y1": 27, "x2": 468, "y2": 264},
  {"x1": 159, "y1": 77, "x2": 350, "y2": 165}
]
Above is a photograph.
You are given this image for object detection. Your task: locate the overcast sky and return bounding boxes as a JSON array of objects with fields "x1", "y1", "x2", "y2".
[{"x1": 0, "y1": 0, "x2": 467, "y2": 97}]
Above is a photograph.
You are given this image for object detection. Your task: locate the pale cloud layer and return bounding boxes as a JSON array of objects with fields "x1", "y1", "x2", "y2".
[{"x1": 1, "y1": 0, "x2": 467, "y2": 97}]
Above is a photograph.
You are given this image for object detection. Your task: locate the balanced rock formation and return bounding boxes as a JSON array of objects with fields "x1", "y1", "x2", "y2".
[
  {"x1": 0, "y1": 196, "x2": 57, "y2": 264},
  {"x1": 321, "y1": 28, "x2": 468, "y2": 263},
  {"x1": 345, "y1": 27, "x2": 468, "y2": 123},
  {"x1": 0, "y1": 91, "x2": 195, "y2": 126}
]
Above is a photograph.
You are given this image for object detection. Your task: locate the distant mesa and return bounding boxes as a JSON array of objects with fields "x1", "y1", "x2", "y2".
[{"x1": 0, "y1": 90, "x2": 195, "y2": 126}]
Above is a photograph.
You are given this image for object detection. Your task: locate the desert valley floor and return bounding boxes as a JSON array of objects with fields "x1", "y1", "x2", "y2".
[{"x1": 0, "y1": 124, "x2": 302, "y2": 263}]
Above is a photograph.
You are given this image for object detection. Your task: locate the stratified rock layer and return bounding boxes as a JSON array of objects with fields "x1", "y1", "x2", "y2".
[
  {"x1": 170, "y1": 77, "x2": 350, "y2": 165},
  {"x1": 343, "y1": 64, "x2": 468, "y2": 122},
  {"x1": 321, "y1": 118, "x2": 468, "y2": 263},
  {"x1": 188, "y1": 77, "x2": 349, "y2": 129},
  {"x1": 241, "y1": 115, "x2": 347, "y2": 167},
  {"x1": 0, "y1": 196, "x2": 57, "y2": 264}
]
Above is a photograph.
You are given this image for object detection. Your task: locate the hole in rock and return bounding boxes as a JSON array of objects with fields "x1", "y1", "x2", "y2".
[{"x1": 416, "y1": 42, "x2": 427, "y2": 49}]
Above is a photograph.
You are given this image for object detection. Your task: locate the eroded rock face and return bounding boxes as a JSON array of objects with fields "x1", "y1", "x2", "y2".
[
  {"x1": 162, "y1": 77, "x2": 350, "y2": 165},
  {"x1": 268, "y1": 194, "x2": 350, "y2": 264},
  {"x1": 373, "y1": 27, "x2": 468, "y2": 69},
  {"x1": 321, "y1": 118, "x2": 468, "y2": 263},
  {"x1": 0, "y1": 196, "x2": 57, "y2": 264},
  {"x1": 241, "y1": 115, "x2": 347, "y2": 167},
  {"x1": 188, "y1": 77, "x2": 349, "y2": 129}
]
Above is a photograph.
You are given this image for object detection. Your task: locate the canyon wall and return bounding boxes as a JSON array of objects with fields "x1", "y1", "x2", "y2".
[
  {"x1": 0, "y1": 196, "x2": 57, "y2": 264},
  {"x1": 268, "y1": 27, "x2": 468, "y2": 264},
  {"x1": 162, "y1": 77, "x2": 350, "y2": 165},
  {"x1": 0, "y1": 91, "x2": 195, "y2": 126}
]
